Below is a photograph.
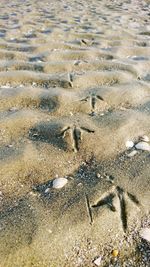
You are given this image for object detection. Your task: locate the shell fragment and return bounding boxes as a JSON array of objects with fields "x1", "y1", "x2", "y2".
[
  {"x1": 135, "y1": 142, "x2": 150, "y2": 151},
  {"x1": 94, "y1": 256, "x2": 102, "y2": 266},
  {"x1": 126, "y1": 140, "x2": 134, "y2": 149},
  {"x1": 52, "y1": 178, "x2": 68, "y2": 189}
]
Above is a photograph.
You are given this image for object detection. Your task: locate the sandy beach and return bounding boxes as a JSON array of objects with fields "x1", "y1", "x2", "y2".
[{"x1": 0, "y1": 0, "x2": 150, "y2": 266}]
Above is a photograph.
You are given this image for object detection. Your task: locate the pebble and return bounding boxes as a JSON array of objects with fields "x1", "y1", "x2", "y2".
[
  {"x1": 126, "y1": 140, "x2": 134, "y2": 149},
  {"x1": 45, "y1": 188, "x2": 50, "y2": 193},
  {"x1": 127, "y1": 150, "x2": 138, "y2": 157},
  {"x1": 135, "y1": 142, "x2": 150, "y2": 151},
  {"x1": 94, "y1": 256, "x2": 102, "y2": 266},
  {"x1": 96, "y1": 173, "x2": 101, "y2": 178},
  {"x1": 9, "y1": 107, "x2": 18, "y2": 112},
  {"x1": 6, "y1": 144, "x2": 13, "y2": 148},
  {"x1": 47, "y1": 229, "x2": 52, "y2": 234},
  {"x1": 140, "y1": 228, "x2": 150, "y2": 242},
  {"x1": 32, "y1": 82, "x2": 36, "y2": 86},
  {"x1": 112, "y1": 249, "x2": 119, "y2": 257},
  {"x1": 52, "y1": 177, "x2": 68, "y2": 189}
]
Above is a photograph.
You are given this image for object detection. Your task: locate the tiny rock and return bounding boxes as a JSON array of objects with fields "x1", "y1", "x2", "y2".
[
  {"x1": 126, "y1": 140, "x2": 134, "y2": 149},
  {"x1": 9, "y1": 107, "x2": 18, "y2": 112},
  {"x1": 135, "y1": 142, "x2": 150, "y2": 151},
  {"x1": 94, "y1": 256, "x2": 102, "y2": 266},
  {"x1": 140, "y1": 228, "x2": 150, "y2": 242},
  {"x1": 52, "y1": 177, "x2": 68, "y2": 189},
  {"x1": 45, "y1": 188, "x2": 50, "y2": 193},
  {"x1": 112, "y1": 249, "x2": 119, "y2": 257}
]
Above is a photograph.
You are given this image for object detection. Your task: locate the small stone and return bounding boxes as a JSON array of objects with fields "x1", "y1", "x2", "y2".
[
  {"x1": 6, "y1": 144, "x2": 13, "y2": 148},
  {"x1": 139, "y1": 135, "x2": 149, "y2": 142},
  {"x1": 94, "y1": 256, "x2": 102, "y2": 266},
  {"x1": 45, "y1": 188, "x2": 50, "y2": 193},
  {"x1": 127, "y1": 150, "x2": 138, "y2": 157},
  {"x1": 52, "y1": 178, "x2": 68, "y2": 189},
  {"x1": 112, "y1": 249, "x2": 119, "y2": 257},
  {"x1": 135, "y1": 142, "x2": 150, "y2": 151},
  {"x1": 126, "y1": 140, "x2": 134, "y2": 149},
  {"x1": 96, "y1": 173, "x2": 101, "y2": 178},
  {"x1": 140, "y1": 228, "x2": 150, "y2": 242},
  {"x1": 9, "y1": 107, "x2": 18, "y2": 112},
  {"x1": 120, "y1": 107, "x2": 127, "y2": 111}
]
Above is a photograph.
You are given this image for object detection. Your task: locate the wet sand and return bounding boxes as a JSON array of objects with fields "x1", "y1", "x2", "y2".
[{"x1": 0, "y1": 0, "x2": 150, "y2": 266}]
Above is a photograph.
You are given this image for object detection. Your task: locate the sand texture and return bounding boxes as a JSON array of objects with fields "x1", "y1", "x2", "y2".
[{"x1": 0, "y1": 0, "x2": 150, "y2": 266}]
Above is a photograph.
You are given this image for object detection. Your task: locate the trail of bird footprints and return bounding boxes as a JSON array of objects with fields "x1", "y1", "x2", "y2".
[
  {"x1": 85, "y1": 185, "x2": 141, "y2": 232},
  {"x1": 0, "y1": 0, "x2": 149, "y2": 248}
]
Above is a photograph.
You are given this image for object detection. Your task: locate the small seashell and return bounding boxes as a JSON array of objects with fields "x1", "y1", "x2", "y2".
[
  {"x1": 127, "y1": 150, "x2": 138, "y2": 158},
  {"x1": 139, "y1": 135, "x2": 149, "y2": 142},
  {"x1": 126, "y1": 140, "x2": 134, "y2": 149},
  {"x1": 94, "y1": 256, "x2": 102, "y2": 266},
  {"x1": 140, "y1": 228, "x2": 150, "y2": 242},
  {"x1": 52, "y1": 178, "x2": 68, "y2": 189},
  {"x1": 135, "y1": 142, "x2": 150, "y2": 151}
]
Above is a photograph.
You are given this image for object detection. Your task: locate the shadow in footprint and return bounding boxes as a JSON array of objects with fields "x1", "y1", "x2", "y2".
[
  {"x1": 29, "y1": 122, "x2": 68, "y2": 151},
  {"x1": 29, "y1": 55, "x2": 45, "y2": 62},
  {"x1": 39, "y1": 96, "x2": 58, "y2": 112}
]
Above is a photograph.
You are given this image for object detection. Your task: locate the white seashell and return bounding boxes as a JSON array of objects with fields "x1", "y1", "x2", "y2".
[
  {"x1": 139, "y1": 135, "x2": 149, "y2": 142},
  {"x1": 127, "y1": 150, "x2": 138, "y2": 158},
  {"x1": 135, "y1": 142, "x2": 150, "y2": 151},
  {"x1": 126, "y1": 140, "x2": 134, "y2": 149},
  {"x1": 140, "y1": 228, "x2": 150, "y2": 242},
  {"x1": 94, "y1": 256, "x2": 102, "y2": 266},
  {"x1": 52, "y1": 178, "x2": 68, "y2": 189}
]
